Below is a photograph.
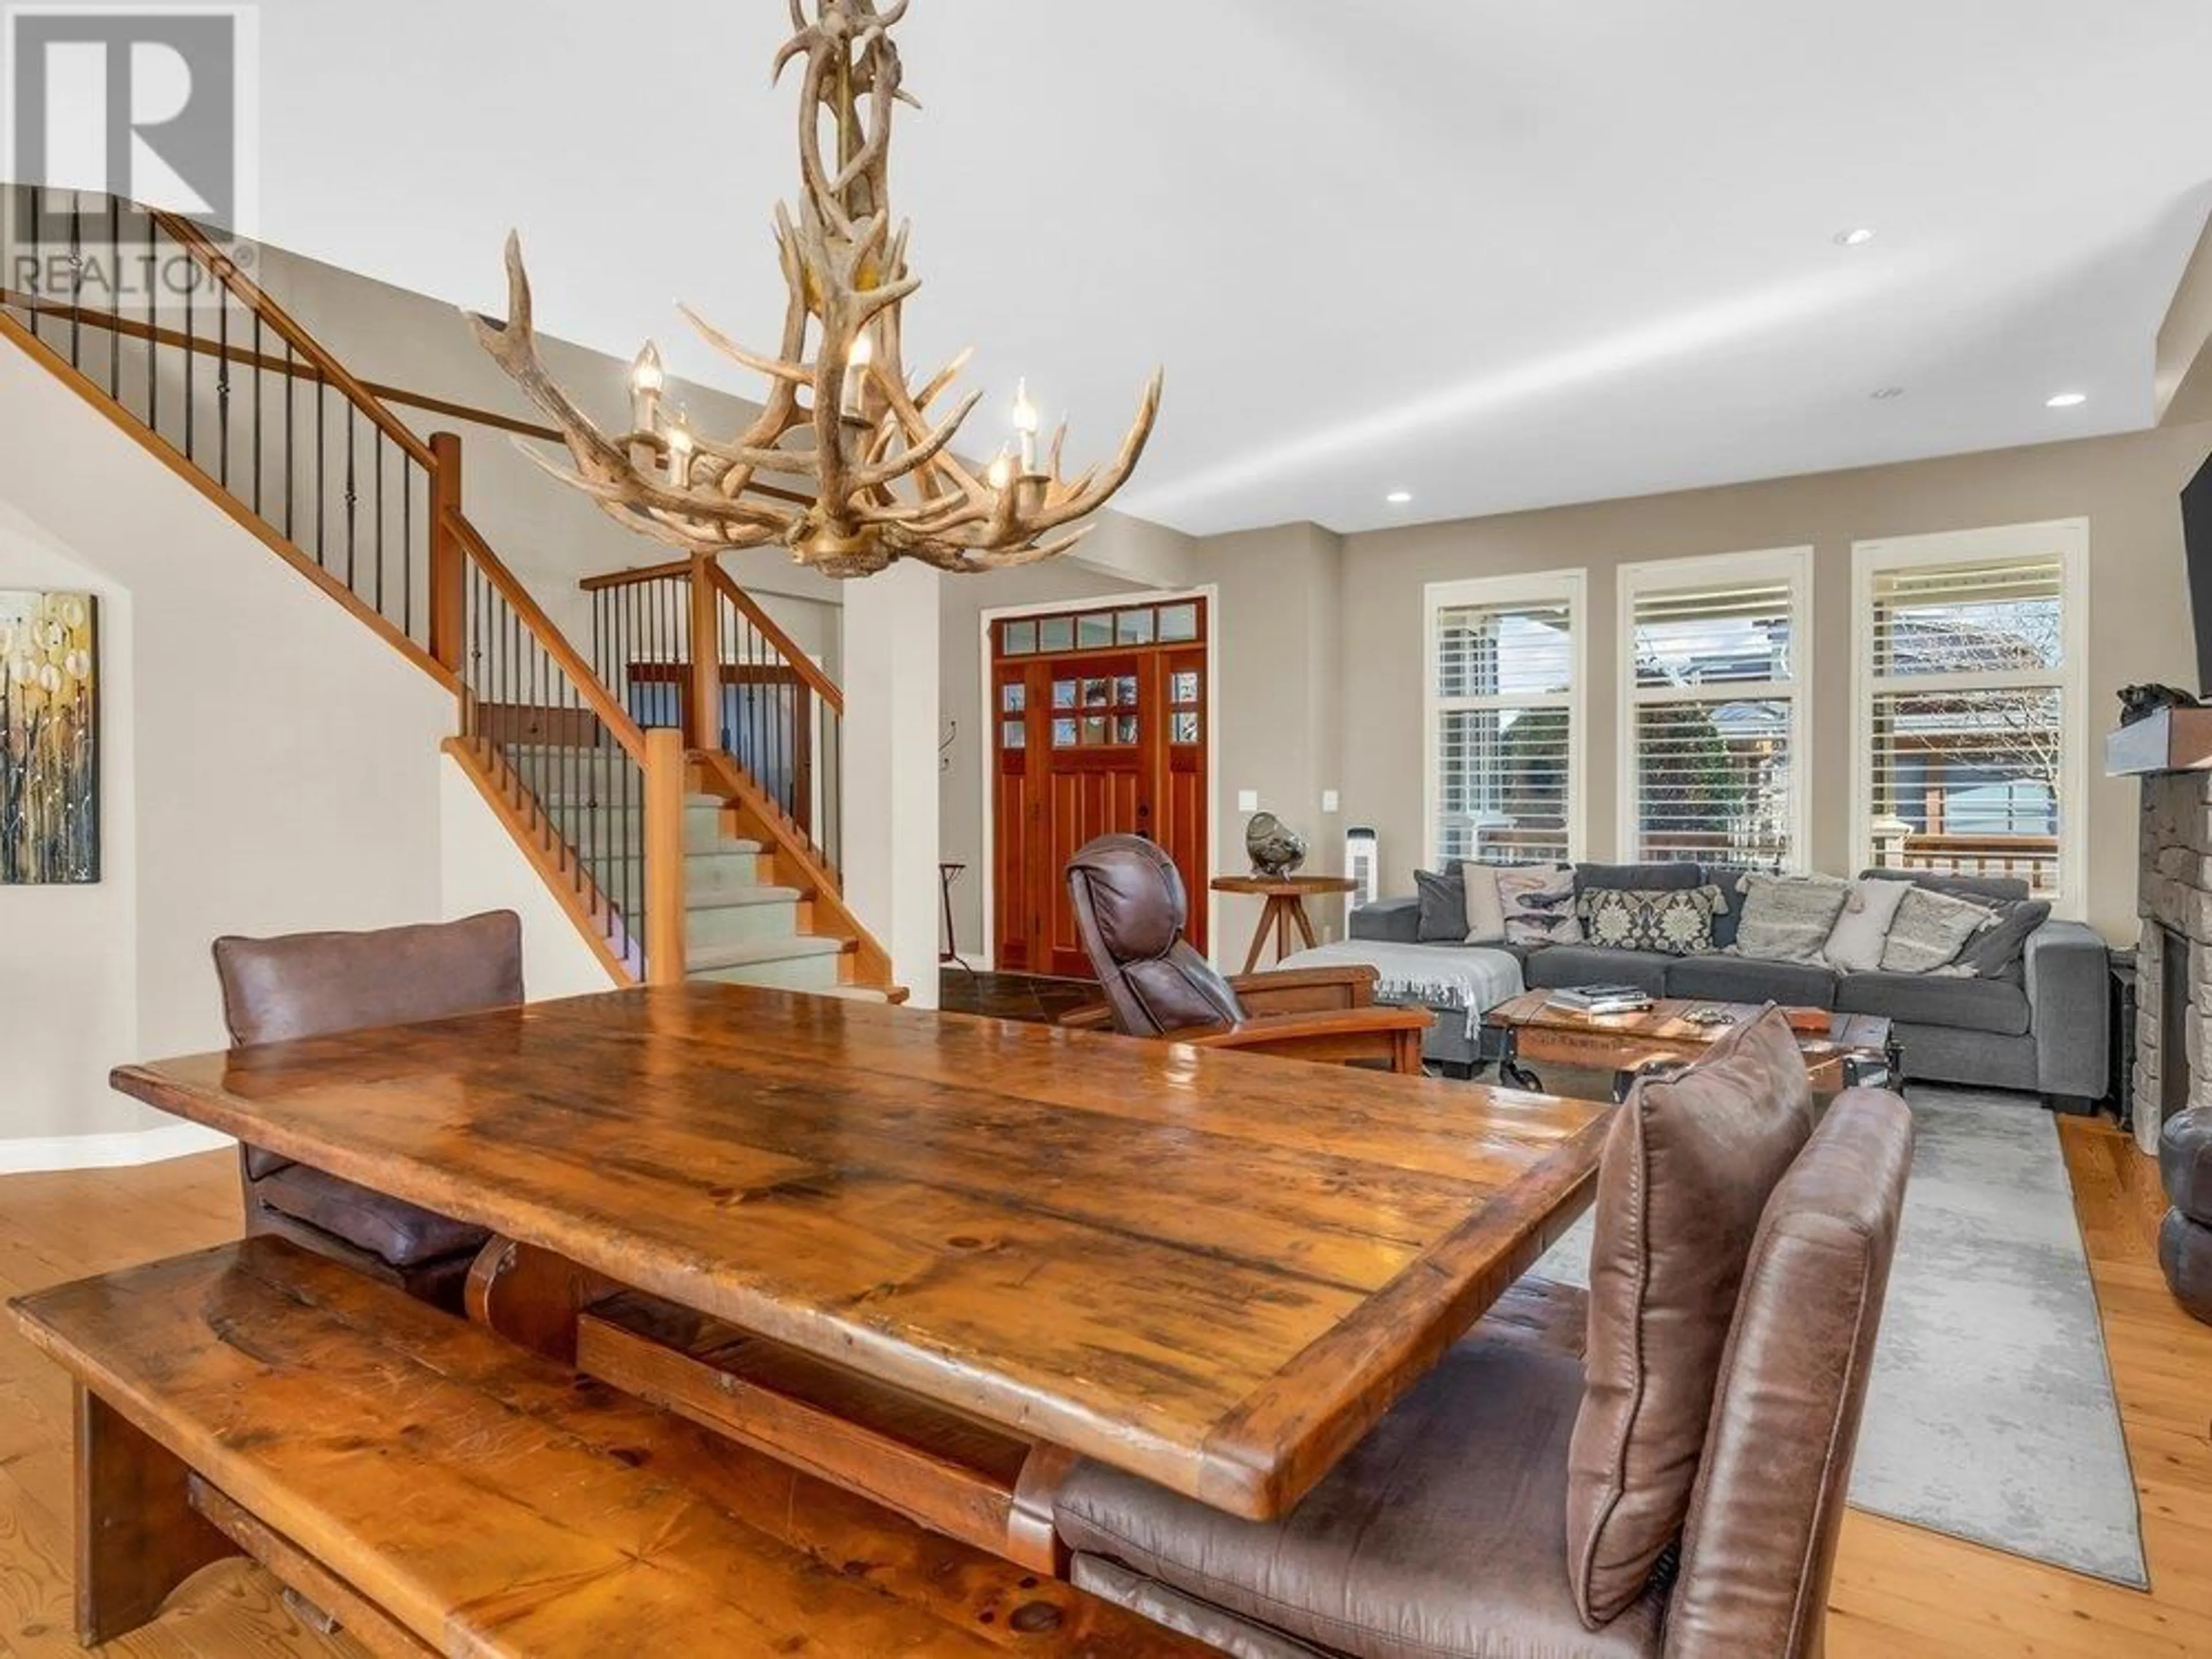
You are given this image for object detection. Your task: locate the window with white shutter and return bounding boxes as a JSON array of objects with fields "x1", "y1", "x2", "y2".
[
  {"x1": 1425, "y1": 572, "x2": 1585, "y2": 868},
  {"x1": 1619, "y1": 550, "x2": 1812, "y2": 871},
  {"x1": 1853, "y1": 522, "x2": 2088, "y2": 910}
]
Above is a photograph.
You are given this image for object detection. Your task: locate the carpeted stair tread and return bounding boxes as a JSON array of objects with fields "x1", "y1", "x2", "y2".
[
  {"x1": 686, "y1": 934, "x2": 850, "y2": 972},
  {"x1": 688, "y1": 885, "x2": 807, "y2": 911}
]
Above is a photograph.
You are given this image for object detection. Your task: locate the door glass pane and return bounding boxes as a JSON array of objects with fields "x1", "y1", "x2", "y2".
[
  {"x1": 1001, "y1": 683, "x2": 1025, "y2": 713},
  {"x1": 1001, "y1": 720, "x2": 1026, "y2": 749},
  {"x1": 1002, "y1": 619, "x2": 1036, "y2": 655},
  {"x1": 1158, "y1": 603, "x2": 1199, "y2": 643},
  {"x1": 1117, "y1": 609, "x2": 1155, "y2": 645},
  {"x1": 1082, "y1": 677, "x2": 1111, "y2": 707},
  {"x1": 1081, "y1": 715, "x2": 1108, "y2": 746},
  {"x1": 1052, "y1": 679, "x2": 1078, "y2": 709},
  {"x1": 1116, "y1": 715, "x2": 1139, "y2": 745},
  {"x1": 1170, "y1": 670, "x2": 1199, "y2": 704},
  {"x1": 1039, "y1": 616, "x2": 1075, "y2": 652},
  {"x1": 1077, "y1": 612, "x2": 1113, "y2": 649},
  {"x1": 1115, "y1": 675, "x2": 1139, "y2": 706},
  {"x1": 1172, "y1": 711, "x2": 1200, "y2": 744},
  {"x1": 1052, "y1": 718, "x2": 1078, "y2": 748}
]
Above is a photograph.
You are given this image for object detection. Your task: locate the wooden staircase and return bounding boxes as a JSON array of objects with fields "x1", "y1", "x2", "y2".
[{"x1": 0, "y1": 185, "x2": 897, "y2": 998}]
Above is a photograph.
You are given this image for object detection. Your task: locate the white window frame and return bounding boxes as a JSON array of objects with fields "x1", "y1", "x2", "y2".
[
  {"x1": 1422, "y1": 569, "x2": 1588, "y2": 869},
  {"x1": 1616, "y1": 547, "x2": 1814, "y2": 872},
  {"x1": 1849, "y1": 520, "x2": 2090, "y2": 918}
]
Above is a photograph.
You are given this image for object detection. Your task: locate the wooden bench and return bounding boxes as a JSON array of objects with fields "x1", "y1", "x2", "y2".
[{"x1": 7, "y1": 1236, "x2": 1207, "y2": 1657}]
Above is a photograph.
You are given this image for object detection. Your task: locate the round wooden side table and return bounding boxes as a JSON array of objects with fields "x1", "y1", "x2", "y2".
[{"x1": 1210, "y1": 875, "x2": 1359, "y2": 975}]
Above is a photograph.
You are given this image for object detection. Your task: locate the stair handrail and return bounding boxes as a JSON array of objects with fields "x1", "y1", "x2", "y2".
[
  {"x1": 699, "y1": 559, "x2": 843, "y2": 715},
  {"x1": 146, "y1": 207, "x2": 438, "y2": 471}
]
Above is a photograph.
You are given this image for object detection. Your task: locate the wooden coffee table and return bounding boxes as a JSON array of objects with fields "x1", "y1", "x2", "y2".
[{"x1": 1483, "y1": 994, "x2": 1899, "y2": 1101}]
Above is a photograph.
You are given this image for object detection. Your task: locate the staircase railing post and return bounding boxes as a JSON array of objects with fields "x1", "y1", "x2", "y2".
[
  {"x1": 643, "y1": 726, "x2": 688, "y2": 987},
  {"x1": 687, "y1": 555, "x2": 721, "y2": 754},
  {"x1": 429, "y1": 431, "x2": 465, "y2": 675}
]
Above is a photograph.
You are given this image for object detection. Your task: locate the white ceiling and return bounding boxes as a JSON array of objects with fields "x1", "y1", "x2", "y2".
[{"x1": 249, "y1": 1, "x2": 2212, "y2": 537}]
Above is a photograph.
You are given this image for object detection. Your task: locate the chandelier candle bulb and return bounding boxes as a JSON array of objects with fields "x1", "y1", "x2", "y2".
[
  {"x1": 1013, "y1": 377, "x2": 1040, "y2": 474},
  {"x1": 843, "y1": 331, "x2": 873, "y2": 418},
  {"x1": 666, "y1": 418, "x2": 694, "y2": 488}
]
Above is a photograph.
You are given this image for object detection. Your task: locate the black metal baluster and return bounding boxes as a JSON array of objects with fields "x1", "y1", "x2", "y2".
[
  {"x1": 283, "y1": 342, "x2": 296, "y2": 542},
  {"x1": 146, "y1": 213, "x2": 158, "y2": 437},
  {"x1": 402, "y1": 459, "x2": 414, "y2": 641},
  {"x1": 66, "y1": 190, "x2": 81, "y2": 369},
  {"x1": 344, "y1": 404, "x2": 358, "y2": 594},
  {"x1": 25, "y1": 185, "x2": 43, "y2": 346},
  {"x1": 108, "y1": 195, "x2": 120, "y2": 398},
  {"x1": 215, "y1": 257, "x2": 228, "y2": 488},
  {"x1": 315, "y1": 374, "x2": 327, "y2": 565},
  {"x1": 181, "y1": 243, "x2": 194, "y2": 464},
  {"x1": 374, "y1": 434, "x2": 385, "y2": 618},
  {"x1": 251, "y1": 312, "x2": 262, "y2": 515}
]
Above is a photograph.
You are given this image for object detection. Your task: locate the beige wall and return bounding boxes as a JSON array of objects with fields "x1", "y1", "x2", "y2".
[
  {"x1": 0, "y1": 342, "x2": 456, "y2": 1152},
  {"x1": 1331, "y1": 419, "x2": 2212, "y2": 943},
  {"x1": 1203, "y1": 524, "x2": 1351, "y2": 956}
]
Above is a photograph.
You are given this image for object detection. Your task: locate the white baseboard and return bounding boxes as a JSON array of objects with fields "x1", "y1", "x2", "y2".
[{"x1": 0, "y1": 1122, "x2": 234, "y2": 1175}]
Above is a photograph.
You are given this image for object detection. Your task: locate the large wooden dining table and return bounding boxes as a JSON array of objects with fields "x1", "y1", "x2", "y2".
[{"x1": 112, "y1": 983, "x2": 1610, "y2": 1568}]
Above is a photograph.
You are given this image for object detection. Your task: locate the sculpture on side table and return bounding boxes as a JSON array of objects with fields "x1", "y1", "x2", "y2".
[{"x1": 1245, "y1": 812, "x2": 1308, "y2": 878}]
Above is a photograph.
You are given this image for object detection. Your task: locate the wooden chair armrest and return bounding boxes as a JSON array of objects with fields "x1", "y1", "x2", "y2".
[
  {"x1": 1161, "y1": 1005, "x2": 1435, "y2": 1074},
  {"x1": 1056, "y1": 1003, "x2": 1116, "y2": 1032},
  {"x1": 1226, "y1": 963, "x2": 1381, "y2": 1015}
]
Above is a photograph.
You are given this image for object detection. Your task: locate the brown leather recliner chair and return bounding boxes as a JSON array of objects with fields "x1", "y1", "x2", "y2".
[
  {"x1": 1062, "y1": 835, "x2": 1431, "y2": 1073},
  {"x1": 211, "y1": 910, "x2": 524, "y2": 1312}
]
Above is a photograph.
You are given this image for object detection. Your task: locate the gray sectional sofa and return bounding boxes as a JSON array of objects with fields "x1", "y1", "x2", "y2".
[{"x1": 1351, "y1": 862, "x2": 2110, "y2": 1108}]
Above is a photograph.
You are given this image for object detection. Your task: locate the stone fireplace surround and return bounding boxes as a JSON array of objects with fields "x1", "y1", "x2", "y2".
[{"x1": 2135, "y1": 770, "x2": 2212, "y2": 1154}]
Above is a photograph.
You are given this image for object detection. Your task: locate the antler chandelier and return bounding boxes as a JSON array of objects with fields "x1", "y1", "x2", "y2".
[{"x1": 471, "y1": 0, "x2": 1162, "y2": 579}]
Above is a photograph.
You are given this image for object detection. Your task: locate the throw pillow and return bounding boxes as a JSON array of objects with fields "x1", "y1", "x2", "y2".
[
  {"x1": 1566, "y1": 1006, "x2": 1817, "y2": 1625},
  {"x1": 1579, "y1": 885, "x2": 1724, "y2": 956},
  {"x1": 1497, "y1": 864, "x2": 1583, "y2": 947},
  {"x1": 1733, "y1": 874, "x2": 1852, "y2": 964},
  {"x1": 1820, "y1": 878, "x2": 1912, "y2": 973},
  {"x1": 1879, "y1": 886, "x2": 1995, "y2": 974},
  {"x1": 1413, "y1": 867, "x2": 1467, "y2": 943},
  {"x1": 1953, "y1": 898, "x2": 2051, "y2": 981},
  {"x1": 1460, "y1": 862, "x2": 1508, "y2": 945}
]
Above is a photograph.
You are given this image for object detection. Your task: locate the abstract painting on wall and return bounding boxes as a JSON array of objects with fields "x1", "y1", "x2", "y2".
[{"x1": 1, "y1": 591, "x2": 99, "y2": 884}]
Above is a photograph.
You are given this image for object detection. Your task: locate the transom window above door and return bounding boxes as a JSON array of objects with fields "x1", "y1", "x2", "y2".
[{"x1": 999, "y1": 601, "x2": 1202, "y2": 658}]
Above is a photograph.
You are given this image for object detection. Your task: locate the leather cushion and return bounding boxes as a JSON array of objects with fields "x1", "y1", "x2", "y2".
[
  {"x1": 1067, "y1": 836, "x2": 1189, "y2": 961},
  {"x1": 1056, "y1": 1335, "x2": 1665, "y2": 1659},
  {"x1": 1527, "y1": 946, "x2": 1672, "y2": 998},
  {"x1": 1566, "y1": 1005, "x2": 1816, "y2": 1626},
  {"x1": 2162, "y1": 1109, "x2": 2212, "y2": 1225},
  {"x1": 252, "y1": 1164, "x2": 490, "y2": 1269},
  {"x1": 215, "y1": 911, "x2": 524, "y2": 1180},
  {"x1": 1835, "y1": 971, "x2": 2032, "y2": 1037},
  {"x1": 1663, "y1": 953, "x2": 1838, "y2": 1009},
  {"x1": 1666, "y1": 1089, "x2": 1914, "y2": 1655},
  {"x1": 2159, "y1": 1211, "x2": 2212, "y2": 1324}
]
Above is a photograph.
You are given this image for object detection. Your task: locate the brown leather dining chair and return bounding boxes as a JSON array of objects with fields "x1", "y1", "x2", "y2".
[
  {"x1": 1054, "y1": 1007, "x2": 1915, "y2": 1659},
  {"x1": 211, "y1": 910, "x2": 524, "y2": 1312},
  {"x1": 1061, "y1": 834, "x2": 1431, "y2": 1073}
]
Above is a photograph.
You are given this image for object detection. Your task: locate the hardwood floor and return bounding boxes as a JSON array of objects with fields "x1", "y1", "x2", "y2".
[{"x1": 0, "y1": 1119, "x2": 2205, "y2": 1657}]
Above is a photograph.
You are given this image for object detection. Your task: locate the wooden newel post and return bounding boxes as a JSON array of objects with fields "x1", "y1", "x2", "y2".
[
  {"x1": 687, "y1": 555, "x2": 721, "y2": 754},
  {"x1": 643, "y1": 727, "x2": 688, "y2": 987},
  {"x1": 429, "y1": 431, "x2": 465, "y2": 675}
]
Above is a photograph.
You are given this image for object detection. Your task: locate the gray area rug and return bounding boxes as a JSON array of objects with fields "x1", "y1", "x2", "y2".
[{"x1": 1532, "y1": 1086, "x2": 2146, "y2": 1586}]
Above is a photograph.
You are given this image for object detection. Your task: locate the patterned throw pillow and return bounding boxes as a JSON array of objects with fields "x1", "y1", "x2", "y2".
[
  {"x1": 1879, "y1": 887, "x2": 1996, "y2": 974},
  {"x1": 1497, "y1": 865, "x2": 1584, "y2": 947},
  {"x1": 1578, "y1": 885, "x2": 1724, "y2": 956},
  {"x1": 1733, "y1": 874, "x2": 1853, "y2": 964}
]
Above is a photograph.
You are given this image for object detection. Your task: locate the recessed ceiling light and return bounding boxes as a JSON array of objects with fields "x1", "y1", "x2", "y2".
[
  {"x1": 1834, "y1": 227, "x2": 1878, "y2": 248},
  {"x1": 2046, "y1": 392, "x2": 2088, "y2": 408},
  {"x1": 1870, "y1": 387, "x2": 1905, "y2": 400},
  {"x1": 1386, "y1": 490, "x2": 1414, "y2": 505}
]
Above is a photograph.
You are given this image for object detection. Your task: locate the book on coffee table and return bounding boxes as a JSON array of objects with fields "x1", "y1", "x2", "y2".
[{"x1": 1545, "y1": 984, "x2": 1656, "y2": 1016}]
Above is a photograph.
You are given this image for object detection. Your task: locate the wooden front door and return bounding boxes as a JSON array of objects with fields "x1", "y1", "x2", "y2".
[{"x1": 991, "y1": 599, "x2": 1209, "y2": 979}]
